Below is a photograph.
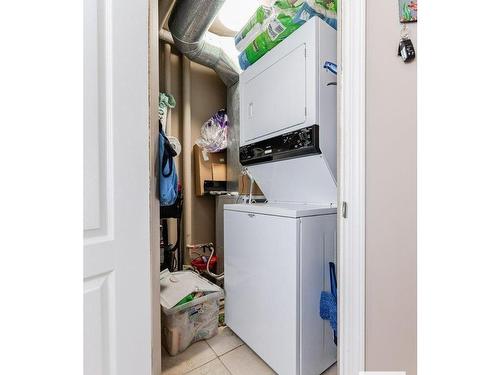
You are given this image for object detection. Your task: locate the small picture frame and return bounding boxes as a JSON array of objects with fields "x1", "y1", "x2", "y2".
[{"x1": 399, "y1": 0, "x2": 417, "y2": 23}]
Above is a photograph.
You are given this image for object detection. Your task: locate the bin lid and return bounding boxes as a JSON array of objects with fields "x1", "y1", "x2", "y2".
[{"x1": 160, "y1": 270, "x2": 221, "y2": 309}]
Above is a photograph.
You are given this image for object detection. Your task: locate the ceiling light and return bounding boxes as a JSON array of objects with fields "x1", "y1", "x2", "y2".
[{"x1": 217, "y1": 0, "x2": 262, "y2": 32}]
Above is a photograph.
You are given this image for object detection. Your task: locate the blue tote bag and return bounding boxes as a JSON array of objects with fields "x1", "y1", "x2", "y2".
[{"x1": 159, "y1": 125, "x2": 178, "y2": 206}]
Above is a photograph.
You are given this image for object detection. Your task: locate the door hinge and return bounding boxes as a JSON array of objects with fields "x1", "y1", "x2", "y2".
[
  {"x1": 342, "y1": 201, "x2": 347, "y2": 218},
  {"x1": 304, "y1": 107, "x2": 307, "y2": 116}
]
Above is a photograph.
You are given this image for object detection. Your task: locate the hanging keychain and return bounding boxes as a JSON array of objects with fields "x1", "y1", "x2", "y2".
[{"x1": 398, "y1": 24, "x2": 416, "y2": 63}]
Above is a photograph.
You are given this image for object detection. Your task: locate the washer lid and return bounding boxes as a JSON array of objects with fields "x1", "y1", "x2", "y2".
[{"x1": 224, "y1": 202, "x2": 337, "y2": 218}]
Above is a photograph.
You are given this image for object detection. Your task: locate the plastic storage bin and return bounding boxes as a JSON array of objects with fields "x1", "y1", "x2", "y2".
[{"x1": 160, "y1": 271, "x2": 224, "y2": 356}]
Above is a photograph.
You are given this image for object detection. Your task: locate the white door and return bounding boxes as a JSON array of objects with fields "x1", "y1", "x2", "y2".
[
  {"x1": 240, "y1": 44, "x2": 307, "y2": 144},
  {"x1": 84, "y1": 0, "x2": 151, "y2": 374}
]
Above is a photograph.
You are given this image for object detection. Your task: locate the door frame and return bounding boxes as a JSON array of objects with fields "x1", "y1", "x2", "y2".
[
  {"x1": 148, "y1": 0, "x2": 161, "y2": 375},
  {"x1": 147, "y1": 0, "x2": 367, "y2": 373},
  {"x1": 337, "y1": 0, "x2": 366, "y2": 374}
]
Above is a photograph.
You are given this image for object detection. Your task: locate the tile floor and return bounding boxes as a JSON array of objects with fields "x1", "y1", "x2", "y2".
[{"x1": 162, "y1": 326, "x2": 337, "y2": 375}]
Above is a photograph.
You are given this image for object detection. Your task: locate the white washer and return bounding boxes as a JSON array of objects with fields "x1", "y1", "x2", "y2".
[{"x1": 224, "y1": 203, "x2": 337, "y2": 375}]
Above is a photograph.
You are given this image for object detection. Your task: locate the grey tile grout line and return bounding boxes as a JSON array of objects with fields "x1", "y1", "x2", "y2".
[
  {"x1": 172, "y1": 332, "x2": 245, "y2": 375},
  {"x1": 219, "y1": 357, "x2": 233, "y2": 375},
  {"x1": 176, "y1": 341, "x2": 218, "y2": 375},
  {"x1": 181, "y1": 339, "x2": 242, "y2": 375},
  {"x1": 204, "y1": 327, "x2": 245, "y2": 359},
  {"x1": 174, "y1": 338, "x2": 334, "y2": 375},
  {"x1": 216, "y1": 340, "x2": 245, "y2": 359},
  {"x1": 183, "y1": 358, "x2": 221, "y2": 375},
  {"x1": 194, "y1": 339, "x2": 246, "y2": 375},
  {"x1": 218, "y1": 344, "x2": 273, "y2": 375},
  {"x1": 179, "y1": 340, "x2": 241, "y2": 375}
]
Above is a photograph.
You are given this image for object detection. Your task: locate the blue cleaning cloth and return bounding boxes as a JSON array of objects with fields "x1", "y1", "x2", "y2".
[
  {"x1": 320, "y1": 262, "x2": 337, "y2": 338},
  {"x1": 320, "y1": 291, "x2": 337, "y2": 332}
]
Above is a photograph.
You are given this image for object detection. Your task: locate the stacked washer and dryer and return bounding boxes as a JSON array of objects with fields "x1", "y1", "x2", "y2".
[{"x1": 224, "y1": 17, "x2": 338, "y2": 375}]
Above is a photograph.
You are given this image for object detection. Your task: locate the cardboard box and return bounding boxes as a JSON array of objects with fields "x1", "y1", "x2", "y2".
[
  {"x1": 212, "y1": 163, "x2": 226, "y2": 181},
  {"x1": 194, "y1": 144, "x2": 227, "y2": 196}
]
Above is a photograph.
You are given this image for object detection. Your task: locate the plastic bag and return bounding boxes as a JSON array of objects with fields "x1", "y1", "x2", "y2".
[
  {"x1": 234, "y1": 5, "x2": 274, "y2": 53},
  {"x1": 238, "y1": 0, "x2": 302, "y2": 70},
  {"x1": 195, "y1": 109, "x2": 228, "y2": 153},
  {"x1": 293, "y1": 0, "x2": 337, "y2": 29}
]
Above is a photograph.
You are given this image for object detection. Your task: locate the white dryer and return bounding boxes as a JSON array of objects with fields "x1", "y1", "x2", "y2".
[{"x1": 239, "y1": 17, "x2": 338, "y2": 206}]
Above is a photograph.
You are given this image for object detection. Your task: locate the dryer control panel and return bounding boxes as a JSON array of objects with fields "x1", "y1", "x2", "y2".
[{"x1": 240, "y1": 125, "x2": 320, "y2": 166}]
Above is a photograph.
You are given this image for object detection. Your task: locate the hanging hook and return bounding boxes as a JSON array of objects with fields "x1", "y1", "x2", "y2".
[{"x1": 400, "y1": 24, "x2": 410, "y2": 40}]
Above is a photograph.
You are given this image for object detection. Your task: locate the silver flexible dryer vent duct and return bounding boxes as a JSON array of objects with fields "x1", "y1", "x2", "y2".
[{"x1": 168, "y1": 0, "x2": 239, "y2": 87}]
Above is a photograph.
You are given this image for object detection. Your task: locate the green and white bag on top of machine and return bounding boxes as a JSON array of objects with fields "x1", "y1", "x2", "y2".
[
  {"x1": 234, "y1": 5, "x2": 274, "y2": 53},
  {"x1": 236, "y1": 0, "x2": 337, "y2": 70}
]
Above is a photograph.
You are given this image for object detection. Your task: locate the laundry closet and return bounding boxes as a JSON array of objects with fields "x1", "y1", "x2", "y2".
[{"x1": 156, "y1": 1, "x2": 339, "y2": 374}]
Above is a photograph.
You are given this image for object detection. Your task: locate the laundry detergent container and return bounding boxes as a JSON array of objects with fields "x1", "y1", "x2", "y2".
[{"x1": 160, "y1": 271, "x2": 224, "y2": 356}]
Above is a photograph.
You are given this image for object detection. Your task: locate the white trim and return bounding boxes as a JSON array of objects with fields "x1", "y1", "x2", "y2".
[
  {"x1": 148, "y1": 0, "x2": 161, "y2": 373},
  {"x1": 337, "y1": 0, "x2": 366, "y2": 374}
]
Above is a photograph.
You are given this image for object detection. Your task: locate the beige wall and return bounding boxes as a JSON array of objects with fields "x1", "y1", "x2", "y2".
[
  {"x1": 160, "y1": 45, "x2": 227, "y2": 252},
  {"x1": 189, "y1": 62, "x2": 227, "y2": 245},
  {"x1": 365, "y1": 2, "x2": 417, "y2": 375}
]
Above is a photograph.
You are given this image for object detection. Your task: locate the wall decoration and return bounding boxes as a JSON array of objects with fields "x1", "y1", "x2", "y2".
[{"x1": 399, "y1": 0, "x2": 417, "y2": 23}]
